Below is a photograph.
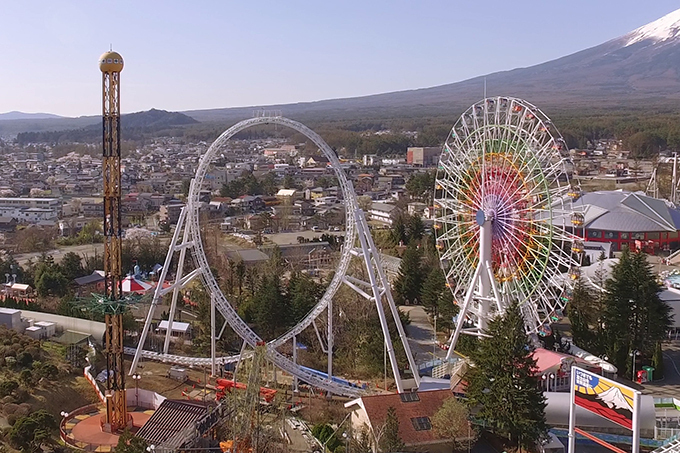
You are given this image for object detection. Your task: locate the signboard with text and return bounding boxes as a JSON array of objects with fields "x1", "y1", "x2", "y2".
[{"x1": 572, "y1": 367, "x2": 636, "y2": 430}]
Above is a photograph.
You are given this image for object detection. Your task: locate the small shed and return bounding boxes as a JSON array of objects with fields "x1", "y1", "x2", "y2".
[
  {"x1": 0, "y1": 307, "x2": 21, "y2": 330},
  {"x1": 157, "y1": 320, "x2": 191, "y2": 338},
  {"x1": 34, "y1": 321, "x2": 56, "y2": 337},
  {"x1": 24, "y1": 325, "x2": 46, "y2": 340}
]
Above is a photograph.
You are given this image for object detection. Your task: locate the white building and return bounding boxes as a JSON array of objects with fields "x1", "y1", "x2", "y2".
[{"x1": 0, "y1": 307, "x2": 22, "y2": 330}]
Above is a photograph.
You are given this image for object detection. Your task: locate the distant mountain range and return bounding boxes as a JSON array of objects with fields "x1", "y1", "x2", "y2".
[
  {"x1": 3, "y1": 8, "x2": 680, "y2": 138},
  {"x1": 0, "y1": 111, "x2": 63, "y2": 121},
  {"x1": 12, "y1": 109, "x2": 197, "y2": 144}
]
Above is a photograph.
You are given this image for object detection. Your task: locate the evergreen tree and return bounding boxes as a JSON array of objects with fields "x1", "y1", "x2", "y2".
[
  {"x1": 287, "y1": 272, "x2": 324, "y2": 323},
  {"x1": 406, "y1": 214, "x2": 425, "y2": 243},
  {"x1": 252, "y1": 274, "x2": 290, "y2": 340},
  {"x1": 420, "y1": 266, "x2": 457, "y2": 333},
  {"x1": 566, "y1": 276, "x2": 602, "y2": 354},
  {"x1": 59, "y1": 251, "x2": 84, "y2": 282},
  {"x1": 379, "y1": 407, "x2": 405, "y2": 453},
  {"x1": 652, "y1": 341, "x2": 665, "y2": 380},
  {"x1": 465, "y1": 301, "x2": 548, "y2": 449},
  {"x1": 115, "y1": 430, "x2": 148, "y2": 453},
  {"x1": 393, "y1": 244, "x2": 423, "y2": 305},
  {"x1": 603, "y1": 247, "x2": 672, "y2": 375},
  {"x1": 390, "y1": 213, "x2": 407, "y2": 246}
]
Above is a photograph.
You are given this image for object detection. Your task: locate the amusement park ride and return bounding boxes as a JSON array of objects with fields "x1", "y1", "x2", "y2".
[
  {"x1": 128, "y1": 97, "x2": 581, "y2": 397},
  {"x1": 433, "y1": 97, "x2": 580, "y2": 356},
  {"x1": 97, "y1": 50, "x2": 132, "y2": 432}
]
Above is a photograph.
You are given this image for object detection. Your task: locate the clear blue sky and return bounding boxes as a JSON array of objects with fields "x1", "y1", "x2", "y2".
[{"x1": 1, "y1": 0, "x2": 678, "y2": 117}]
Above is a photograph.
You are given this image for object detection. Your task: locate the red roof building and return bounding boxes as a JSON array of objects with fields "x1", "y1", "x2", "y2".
[{"x1": 344, "y1": 389, "x2": 468, "y2": 453}]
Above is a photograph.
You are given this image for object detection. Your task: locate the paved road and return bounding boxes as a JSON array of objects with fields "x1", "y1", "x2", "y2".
[
  {"x1": 400, "y1": 305, "x2": 447, "y2": 366},
  {"x1": 14, "y1": 243, "x2": 105, "y2": 266},
  {"x1": 642, "y1": 341, "x2": 680, "y2": 399}
]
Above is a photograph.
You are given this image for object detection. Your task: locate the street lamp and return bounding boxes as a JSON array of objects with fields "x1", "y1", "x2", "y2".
[
  {"x1": 132, "y1": 373, "x2": 141, "y2": 407},
  {"x1": 342, "y1": 432, "x2": 349, "y2": 453},
  {"x1": 146, "y1": 445, "x2": 155, "y2": 453},
  {"x1": 549, "y1": 373, "x2": 556, "y2": 392},
  {"x1": 630, "y1": 349, "x2": 641, "y2": 381},
  {"x1": 60, "y1": 411, "x2": 69, "y2": 418},
  {"x1": 598, "y1": 354, "x2": 609, "y2": 376},
  {"x1": 541, "y1": 374, "x2": 548, "y2": 391}
]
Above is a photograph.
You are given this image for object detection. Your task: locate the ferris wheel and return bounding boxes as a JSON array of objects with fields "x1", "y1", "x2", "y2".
[{"x1": 434, "y1": 97, "x2": 579, "y2": 355}]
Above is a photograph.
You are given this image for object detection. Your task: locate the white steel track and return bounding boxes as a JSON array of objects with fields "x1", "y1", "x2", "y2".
[{"x1": 130, "y1": 116, "x2": 419, "y2": 396}]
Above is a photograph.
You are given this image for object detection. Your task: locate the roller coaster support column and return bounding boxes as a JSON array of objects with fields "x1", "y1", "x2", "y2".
[
  {"x1": 211, "y1": 292, "x2": 216, "y2": 376},
  {"x1": 327, "y1": 297, "x2": 333, "y2": 387},
  {"x1": 293, "y1": 335, "x2": 299, "y2": 394}
]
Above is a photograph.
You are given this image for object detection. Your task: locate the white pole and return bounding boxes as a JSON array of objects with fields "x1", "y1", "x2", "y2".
[
  {"x1": 327, "y1": 298, "x2": 333, "y2": 381},
  {"x1": 632, "y1": 390, "x2": 641, "y2": 453},
  {"x1": 292, "y1": 335, "x2": 298, "y2": 394},
  {"x1": 210, "y1": 293, "x2": 216, "y2": 376},
  {"x1": 672, "y1": 153, "x2": 677, "y2": 204},
  {"x1": 568, "y1": 367, "x2": 576, "y2": 453}
]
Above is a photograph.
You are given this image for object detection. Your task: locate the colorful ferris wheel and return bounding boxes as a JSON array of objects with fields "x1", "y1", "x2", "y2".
[{"x1": 434, "y1": 97, "x2": 579, "y2": 354}]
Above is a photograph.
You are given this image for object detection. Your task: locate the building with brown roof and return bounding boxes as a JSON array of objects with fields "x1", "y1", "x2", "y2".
[{"x1": 344, "y1": 389, "x2": 466, "y2": 453}]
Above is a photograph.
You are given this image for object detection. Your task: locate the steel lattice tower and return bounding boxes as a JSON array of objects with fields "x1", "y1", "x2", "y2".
[{"x1": 99, "y1": 50, "x2": 129, "y2": 432}]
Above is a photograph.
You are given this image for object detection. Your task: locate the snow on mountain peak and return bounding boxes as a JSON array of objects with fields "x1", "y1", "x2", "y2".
[
  {"x1": 626, "y1": 8, "x2": 680, "y2": 47},
  {"x1": 597, "y1": 386, "x2": 633, "y2": 412}
]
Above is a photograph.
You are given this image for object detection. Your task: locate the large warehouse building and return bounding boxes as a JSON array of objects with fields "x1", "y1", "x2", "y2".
[{"x1": 560, "y1": 190, "x2": 680, "y2": 253}]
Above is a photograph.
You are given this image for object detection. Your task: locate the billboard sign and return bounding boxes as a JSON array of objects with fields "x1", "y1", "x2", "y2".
[{"x1": 572, "y1": 366, "x2": 636, "y2": 430}]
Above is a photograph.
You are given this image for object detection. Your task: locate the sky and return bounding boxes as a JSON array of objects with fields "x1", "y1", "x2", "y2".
[{"x1": 1, "y1": 0, "x2": 679, "y2": 117}]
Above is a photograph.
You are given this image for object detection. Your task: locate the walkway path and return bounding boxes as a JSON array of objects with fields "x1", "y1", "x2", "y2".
[
  {"x1": 400, "y1": 305, "x2": 446, "y2": 366},
  {"x1": 642, "y1": 341, "x2": 680, "y2": 399}
]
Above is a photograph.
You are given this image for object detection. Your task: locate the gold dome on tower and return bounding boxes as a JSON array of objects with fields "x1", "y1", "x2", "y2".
[{"x1": 99, "y1": 51, "x2": 124, "y2": 73}]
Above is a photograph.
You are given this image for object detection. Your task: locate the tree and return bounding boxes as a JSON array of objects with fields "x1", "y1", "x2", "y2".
[
  {"x1": 566, "y1": 277, "x2": 601, "y2": 354},
  {"x1": 390, "y1": 213, "x2": 407, "y2": 246},
  {"x1": 406, "y1": 171, "x2": 435, "y2": 202},
  {"x1": 0, "y1": 379, "x2": 19, "y2": 397},
  {"x1": 59, "y1": 251, "x2": 84, "y2": 282},
  {"x1": 421, "y1": 266, "x2": 457, "y2": 333},
  {"x1": 652, "y1": 341, "x2": 665, "y2": 380},
  {"x1": 432, "y1": 397, "x2": 476, "y2": 451},
  {"x1": 35, "y1": 268, "x2": 68, "y2": 297},
  {"x1": 393, "y1": 244, "x2": 423, "y2": 305},
  {"x1": 378, "y1": 407, "x2": 404, "y2": 453},
  {"x1": 406, "y1": 214, "x2": 425, "y2": 243},
  {"x1": 115, "y1": 430, "x2": 148, "y2": 453},
  {"x1": 465, "y1": 301, "x2": 548, "y2": 450},
  {"x1": 357, "y1": 195, "x2": 373, "y2": 212},
  {"x1": 602, "y1": 247, "x2": 672, "y2": 375},
  {"x1": 9, "y1": 409, "x2": 57, "y2": 452},
  {"x1": 252, "y1": 274, "x2": 289, "y2": 340}
]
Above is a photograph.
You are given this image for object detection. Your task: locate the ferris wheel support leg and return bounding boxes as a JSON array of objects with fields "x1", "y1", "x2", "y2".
[
  {"x1": 446, "y1": 262, "x2": 483, "y2": 360},
  {"x1": 354, "y1": 210, "x2": 404, "y2": 393},
  {"x1": 163, "y1": 206, "x2": 193, "y2": 355},
  {"x1": 129, "y1": 206, "x2": 189, "y2": 375}
]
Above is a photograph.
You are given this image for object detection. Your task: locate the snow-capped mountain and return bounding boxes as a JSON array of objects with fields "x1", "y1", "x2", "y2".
[
  {"x1": 188, "y1": 8, "x2": 680, "y2": 123},
  {"x1": 597, "y1": 386, "x2": 633, "y2": 412},
  {"x1": 625, "y1": 9, "x2": 680, "y2": 47}
]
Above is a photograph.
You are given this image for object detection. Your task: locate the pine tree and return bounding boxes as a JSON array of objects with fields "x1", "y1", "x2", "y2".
[
  {"x1": 378, "y1": 407, "x2": 405, "y2": 453},
  {"x1": 465, "y1": 301, "x2": 548, "y2": 449},
  {"x1": 603, "y1": 247, "x2": 672, "y2": 375},
  {"x1": 421, "y1": 266, "x2": 457, "y2": 333},
  {"x1": 393, "y1": 244, "x2": 423, "y2": 305},
  {"x1": 407, "y1": 214, "x2": 425, "y2": 243},
  {"x1": 566, "y1": 276, "x2": 601, "y2": 353}
]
